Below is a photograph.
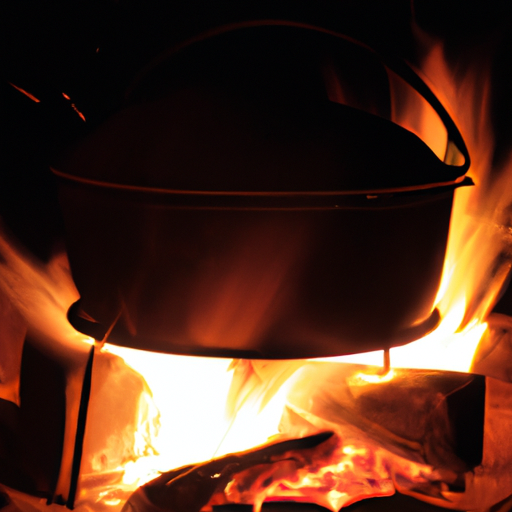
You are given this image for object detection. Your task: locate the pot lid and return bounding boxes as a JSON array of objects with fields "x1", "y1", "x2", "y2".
[{"x1": 53, "y1": 23, "x2": 470, "y2": 194}]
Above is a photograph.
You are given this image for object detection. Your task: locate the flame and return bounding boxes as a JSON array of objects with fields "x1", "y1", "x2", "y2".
[
  {"x1": 318, "y1": 37, "x2": 512, "y2": 375},
  {"x1": 328, "y1": 297, "x2": 487, "y2": 372},
  {"x1": 3, "y1": 25, "x2": 512, "y2": 512},
  {"x1": 417, "y1": 38, "x2": 512, "y2": 322},
  {"x1": 217, "y1": 434, "x2": 434, "y2": 511},
  {"x1": 81, "y1": 36, "x2": 512, "y2": 511},
  {"x1": 0, "y1": 224, "x2": 87, "y2": 351},
  {"x1": 92, "y1": 346, "x2": 297, "y2": 489}
]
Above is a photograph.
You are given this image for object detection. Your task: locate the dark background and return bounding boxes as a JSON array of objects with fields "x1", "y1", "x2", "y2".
[{"x1": 1, "y1": 0, "x2": 512, "y2": 308}]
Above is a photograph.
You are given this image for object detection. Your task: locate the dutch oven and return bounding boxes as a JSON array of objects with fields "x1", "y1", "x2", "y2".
[{"x1": 52, "y1": 21, "x2": 472, "y2": 358}]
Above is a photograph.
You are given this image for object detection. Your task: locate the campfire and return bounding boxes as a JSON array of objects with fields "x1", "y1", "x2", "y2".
[{"x1": 2, "y1": 7, "x2": 512, "y2": 512}]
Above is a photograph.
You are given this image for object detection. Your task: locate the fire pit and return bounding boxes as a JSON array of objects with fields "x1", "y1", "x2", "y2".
[
  {"x1": 2, "y1": 2, "x2": 512, "y2": 512},
  {"x1": 1, "y1": 234, "x2": 512, "y2": 511}
]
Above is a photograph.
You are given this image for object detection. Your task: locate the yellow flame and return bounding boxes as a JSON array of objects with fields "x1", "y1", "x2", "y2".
[
  {"x1": 323, "y1": 41, "x2": 512, "y2": 376},
  {"x1": 324, "y1": 300, "x2": 487, "y2": 373},
  {"x1": 99, "y1": 345, "x2": 292, "y2": 487},
  {"x1": 2, "y1": 31, "x2": 510, "y2": 510},
  {"x1": 353, "y1": 370, "x2": 395, "y2": 384}
]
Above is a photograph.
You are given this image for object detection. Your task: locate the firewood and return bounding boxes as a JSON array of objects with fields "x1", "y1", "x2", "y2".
[{"x1": 121, "y1": 432, "x2": 333, "y2": 512}]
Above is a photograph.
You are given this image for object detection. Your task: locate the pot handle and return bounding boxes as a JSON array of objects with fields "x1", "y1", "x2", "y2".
[
  {"x1": 378, "y1": 50, "x2": 470, "y2": 172},
  {"x1": 124, "y1": 20, "x2": 470, "y2": 179}
]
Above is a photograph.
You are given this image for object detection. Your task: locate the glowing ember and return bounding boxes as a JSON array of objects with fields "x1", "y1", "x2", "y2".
[
  {"x1": 216, "y1": 435, "x2": 432, "y2": 511},
  {"x1": 122, "y1": 431, "x2": 437, "y2": 512},
  {"x1": 8, "y1": 82, "x2": 41, "y2": 103},
  {"x1": 61, "y1": 91, "x2": 87, "y2": 121}
]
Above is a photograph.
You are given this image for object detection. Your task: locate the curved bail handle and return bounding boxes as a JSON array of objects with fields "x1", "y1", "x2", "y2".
[
  {"x1": 377, "y1": 50, "x2": 470, "y2": 174},
  {"x1": 125, "y1": 19, "x2": 470, "y2": 178}
]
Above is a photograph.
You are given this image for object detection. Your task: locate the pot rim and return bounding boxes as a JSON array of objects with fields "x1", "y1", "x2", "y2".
[{"x1": 51, "y1": 167, "x2": 472, "y2": 197}]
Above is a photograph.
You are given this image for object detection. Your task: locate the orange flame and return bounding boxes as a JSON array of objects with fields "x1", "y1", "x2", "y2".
[
  {"x1": 81, "y1": 37, "x2": 512, "y2": 511},
  {"x1": 2, "y1": 27, "x2": 512, "y2": 512}
]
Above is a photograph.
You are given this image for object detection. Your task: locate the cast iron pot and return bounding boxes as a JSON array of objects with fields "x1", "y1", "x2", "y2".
[{"x1": 53, "y1": 22, "x2": 472, "y2": 358}]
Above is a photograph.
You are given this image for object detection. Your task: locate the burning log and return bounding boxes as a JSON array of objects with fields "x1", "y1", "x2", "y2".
[
  {"x1": 114, "y1": 357, "x2": 512, "y2": 512},
  {"x1": 121, "y1": 432, "x2": 334, "y2": 512},
  {"x1": 472, "y1": 313, "x2": 512, "y2": 383},
  {"x1": 216, "y1": 360, "x2": 512, "y2": 511},
  {"x1": 2, "y1": 229, "x2": 512, "y2": 512},
  {"x1": 281, "y1": 363, "x2": 485, "y2": 475}
]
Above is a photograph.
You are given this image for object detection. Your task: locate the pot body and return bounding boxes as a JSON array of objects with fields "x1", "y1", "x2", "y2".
[
  {"x1": 54, "y1": 22, "x2": 472, "y2": 358},
  {"x1": 60, "y1": 183, "x2": 457, "y2": 358}
]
